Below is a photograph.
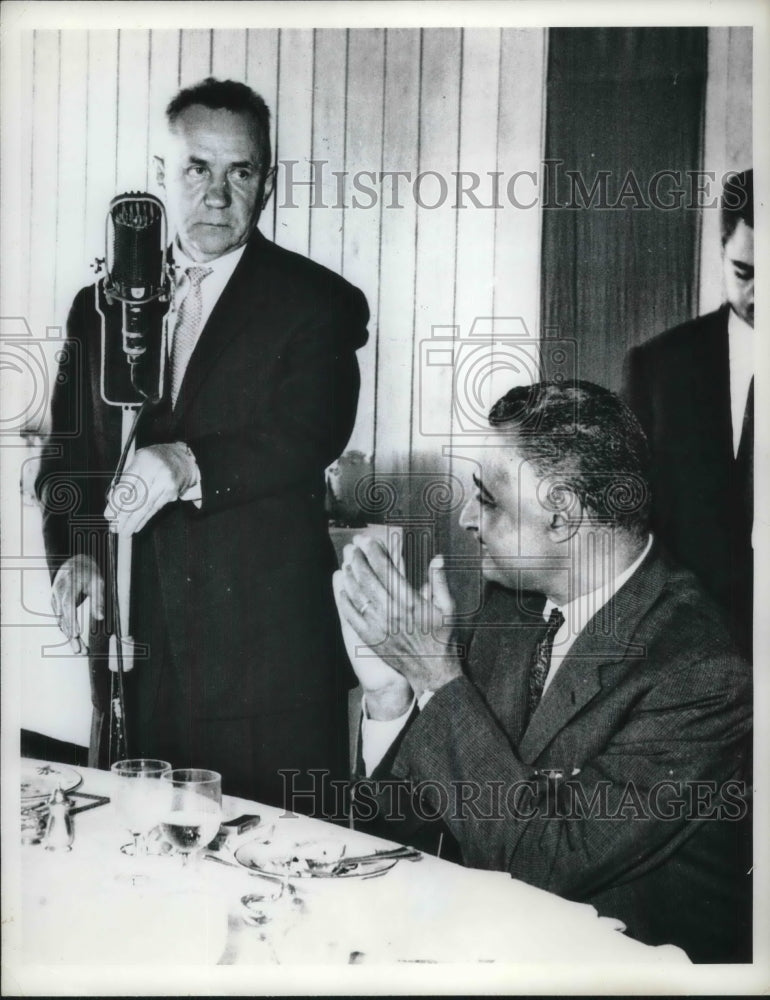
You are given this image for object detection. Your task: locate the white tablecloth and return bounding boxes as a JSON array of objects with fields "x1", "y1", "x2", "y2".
[{"x1": 9, "y1": 761, "x2": 692, "y2": 972}]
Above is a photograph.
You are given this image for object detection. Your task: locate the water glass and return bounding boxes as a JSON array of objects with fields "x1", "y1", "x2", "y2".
[
  {"x1": 111, "y1": 758, "x2": 172, "y2": 856},
  {"x1": 160, "y1": 768, "x2": 222, "y2": 866}
]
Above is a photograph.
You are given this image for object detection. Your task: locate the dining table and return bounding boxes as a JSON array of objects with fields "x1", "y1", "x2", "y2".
[{"x1": 7, "y1": 758, "x2": 694, "y2": 994}]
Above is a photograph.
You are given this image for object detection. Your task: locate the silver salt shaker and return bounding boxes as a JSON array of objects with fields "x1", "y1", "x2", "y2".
[{"x1": 44, "y1": 785, "x2": 74, "y2": 851}]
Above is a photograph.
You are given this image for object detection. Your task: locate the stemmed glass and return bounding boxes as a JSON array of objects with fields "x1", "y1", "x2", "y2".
[
  {"x1": 111, "y1": 758, "x2": 172, "y2": 856},
  {"x1": 160, "y1": 769, "x2": 222, "y2": 867}
]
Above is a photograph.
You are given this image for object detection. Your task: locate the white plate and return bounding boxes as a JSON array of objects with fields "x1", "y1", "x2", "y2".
[
  {"x1": 235, "y1": 836, "x2": 398, "y2": 880},
  {"x1": 21, "y1": 760, "x2": 82, "y2": 804}
]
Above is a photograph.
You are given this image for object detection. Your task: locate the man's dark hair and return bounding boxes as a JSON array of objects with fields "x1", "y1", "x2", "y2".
[
  {"x1": 166, "y1": 77, "x2": 272, "y2": 170},
  {"x1": 721, "y1": 169, "x2": 753, "y2": 245},
  {"x1": 488, "y1": 380, "x2": 651, "y2": 539}
]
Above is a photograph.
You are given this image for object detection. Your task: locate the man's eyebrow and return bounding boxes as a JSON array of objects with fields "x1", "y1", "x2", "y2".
[
  {"x1": 472, "y1": 473, "x2": 494, "y2": 498},
  {"x1": 185, "y1": 156, "x2": 257, "y2": 170}
]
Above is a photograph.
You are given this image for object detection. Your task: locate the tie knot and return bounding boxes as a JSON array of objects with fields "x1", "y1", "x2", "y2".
[{"x1": 185, "y1": 265, "x2": 212, "y2": 287}]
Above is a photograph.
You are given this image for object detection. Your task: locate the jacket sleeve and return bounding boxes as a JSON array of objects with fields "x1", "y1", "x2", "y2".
[
  {"x1": 391, "y1": 654, "x2": 751, "y2": 900},
  {"x1": 187, "y1": 284, "x2": 369, "y2": 515},
  {"x1": 35, "y1": 287, "x2": 114, "y2": 580}
]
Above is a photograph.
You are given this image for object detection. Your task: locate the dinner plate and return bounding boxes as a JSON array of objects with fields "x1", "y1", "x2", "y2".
[
  {"x1": 234, "y1": 836, "x2": 398, "y2": 879},
  {"x1": 21, "y1": 760, "x2": 82, "y2": 804}
]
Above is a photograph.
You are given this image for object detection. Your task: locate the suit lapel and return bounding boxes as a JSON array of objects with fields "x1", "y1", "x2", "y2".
[
  {"x1": 171, "y1": 233, "x2": 271, "y2": 424},
  {"x1": 470, "y1": 590, "x2": 546, "y2": 746},
  {"x1": 518, "y1": 546, "x2": 669, "y2": 762}
]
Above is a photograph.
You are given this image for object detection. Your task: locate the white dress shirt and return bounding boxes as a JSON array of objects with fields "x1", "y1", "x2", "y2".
[
  {"x1": 168, "y1": 241, "x2": 246, "y2": 355},
  {"x1": 361, "y1": 534, "x2": 654, "y2": 775},
  {"x1": 728, "y1": 308, "x2": 754, "y2": 458},
  {"x1": 168, "y1": 241, "x2": 246, "y2": 503},
  {"x1": 540, "y1": 533, "x2": 653, "y2": 693}
]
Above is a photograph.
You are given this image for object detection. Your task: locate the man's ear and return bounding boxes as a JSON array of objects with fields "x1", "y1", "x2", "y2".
[
  {"x1": 549, "y1": 510, "x2": 572, "y2": 541},
  {"x1": 154, "y1": 155, "x2": 165, "y2": 188},
  {"x1": 547, "y1": 490, "x2": 583, "y2": 543},
  {"x1": 261, "y1": 165, "x2": 276, "y2": 208}
]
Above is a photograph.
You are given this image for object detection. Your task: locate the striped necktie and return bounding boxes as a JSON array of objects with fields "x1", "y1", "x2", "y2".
[
  {"x1": 169, "y1": 265, "x2": 212, "y2": 405},
  {"x1": 528, "y1": 607, "x2": 565, "y2": 715}
]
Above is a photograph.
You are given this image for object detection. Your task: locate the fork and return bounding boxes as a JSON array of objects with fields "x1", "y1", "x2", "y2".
[{"x1": 309, "y1": 845, "x2": 422, "y2": 875}]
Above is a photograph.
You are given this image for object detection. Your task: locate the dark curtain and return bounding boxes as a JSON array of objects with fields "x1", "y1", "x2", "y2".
[{"x1": 541, "y1": 28, "x2": 708, "y2": 392}]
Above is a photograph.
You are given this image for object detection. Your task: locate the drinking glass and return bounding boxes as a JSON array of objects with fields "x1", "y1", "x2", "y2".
[
  {"x1": 111, "y1": 758, "x2": 172, "y2": 856},
  {"x1": 160, "y1": 769, "x2": 222, "y2": 866}
]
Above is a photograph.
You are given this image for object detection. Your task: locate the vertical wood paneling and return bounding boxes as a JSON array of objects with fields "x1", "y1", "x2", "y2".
[
  {"x1": 27, "y1": 31, "x2": 60, "y2": 330},
  {"x1": 308, "y1": 29, "x2": 347, "y2": 276},
  {"x1": 84, "y1": 31, "x2": 118, "y2": 284},
  {"x1": 179, "y1": 29, "x2": 212, "y2": 85},
  {"x1": 56, "y1": 32, "x2": 90, "y2": 322},
  {"x1": 373, "y1": 29, "x2": 421, "y2": 470},
  {"x1": 342, "y1": 29, "x2": 385, "y2": 457},
  {"x1": 21, "y1": 25, "x2": 552, "y2": 487},
  {"x1": 115, "y1": 31, "x2": 151, "y2": 193},
  {"x1": 273, "y1": 29, "x2": 314, "y2": 257},
  {"x1": 8, "y1": 30, "x2": 34, "y2": 320},
  {"x1": 492, "y1": 29, "x2": 547, "y2": 400},
  {"x1": 147, "y1": 30, "x2": 182, "y2": 176},
  {"x1": 212, "y1": 29, "x2": 247, "y2": 80},
  {"x1": 452, "y1": 29, "x2": 501, "y2": 431},
  {"x1": 245, "y1": 28, "x2": 280, "y2": 242},
  {"x1": 412, "y1": 29, "x2": 462, "y2": 461}
]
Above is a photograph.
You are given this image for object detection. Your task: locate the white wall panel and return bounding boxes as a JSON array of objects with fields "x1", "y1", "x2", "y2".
[
  {"x1": 342, "y1": 29, "x2": 385, "y2": 457},
  {"x1": 17, "y1": 26, "x2": 549, "y2": 478},
  {"x1": 273, "y1": 29, "x2": 314, "y2": 257},
  {"x1": 374, "y1": 29, "x2": 421, "y2": 471}
]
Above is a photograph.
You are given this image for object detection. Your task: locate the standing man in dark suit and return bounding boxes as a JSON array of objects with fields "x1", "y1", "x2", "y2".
[
  {"x1": 334, "y1": 381, "x2": 751, "y2": 962},
  {"x1": 37, "y1": 78, "x2": 369, "y2": 805},
  {"x1": 622, "y1": 169, "x2": 753, "y2": 658}
]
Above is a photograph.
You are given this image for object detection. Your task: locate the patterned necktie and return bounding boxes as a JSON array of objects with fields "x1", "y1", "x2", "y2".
[
  {"x1": 169, "y1": 265, "x2": 212, "y2": 405},
  {"x1": 528, "y1": 607, "x2": 565, "y2": 715}
]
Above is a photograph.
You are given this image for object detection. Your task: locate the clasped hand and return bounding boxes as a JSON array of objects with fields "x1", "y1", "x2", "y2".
[
  {"x1": 332, "y1": 534, "x2": 462, "y2": 718},
  {"x1": 104, "y1": 442, "x2": 198, "y2": 536}
]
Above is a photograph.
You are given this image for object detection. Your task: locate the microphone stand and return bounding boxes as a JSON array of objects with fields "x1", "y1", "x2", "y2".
[
  {"x1": 93, "y1": 195, "x2": 170, "y2": 765},
  {"x1": 106, "y1": 400, "x2": 150, "y2": 763}
]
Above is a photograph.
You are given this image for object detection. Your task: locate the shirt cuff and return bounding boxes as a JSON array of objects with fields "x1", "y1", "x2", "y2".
[
  {"x1": 179, "y1": 448, "x2": 202, "y2": 508},
  {"x1": 361, "y1": 694, "x2": 416, "y2": 776}
]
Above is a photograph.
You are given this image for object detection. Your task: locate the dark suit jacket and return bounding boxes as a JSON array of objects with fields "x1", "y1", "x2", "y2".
[
  {"x1": 622, "y1": 306, "x2": 753, "y2": 658},
  {"x1": 362, "y1": 546, "x2": 752, "y2": 962},
  {"x1": 37, "y1": 230, "x2": 369, "y2": 803}
]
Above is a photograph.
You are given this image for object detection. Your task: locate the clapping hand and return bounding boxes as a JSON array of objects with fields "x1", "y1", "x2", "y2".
[{"x1": 333, "y1": 534, "x2": 462, "y2": 716}]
